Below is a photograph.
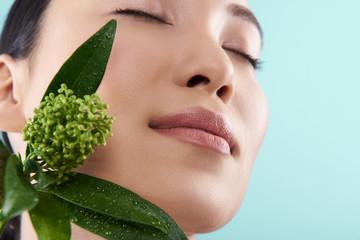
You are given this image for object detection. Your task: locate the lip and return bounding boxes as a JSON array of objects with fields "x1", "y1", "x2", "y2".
[{"x1": 149, "y1": 107, "x2": 235, "y2": 155}]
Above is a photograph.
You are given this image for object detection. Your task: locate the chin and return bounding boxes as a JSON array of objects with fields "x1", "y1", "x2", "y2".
[{"x1": 140, "y1": 173, "x2": 247, "y2": 235}]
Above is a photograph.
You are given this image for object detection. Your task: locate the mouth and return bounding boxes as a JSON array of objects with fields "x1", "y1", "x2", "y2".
[{"x1": 149, "y1": 107, "x2": 235, "y2": 155}]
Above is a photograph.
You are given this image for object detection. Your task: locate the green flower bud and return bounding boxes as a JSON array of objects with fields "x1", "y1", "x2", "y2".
[{"x1": 23, "y1": 84, "x2": 115, "y2": 184}]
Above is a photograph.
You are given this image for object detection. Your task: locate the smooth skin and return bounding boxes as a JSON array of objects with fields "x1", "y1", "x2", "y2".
[{"x1": 0, "y1": 0, "x2": 268, "y2": 239}]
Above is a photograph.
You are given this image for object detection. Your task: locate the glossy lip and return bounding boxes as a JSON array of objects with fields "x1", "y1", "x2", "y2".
[{"x1": 149, "y1": 107, "x2": 235, "y2": 155}]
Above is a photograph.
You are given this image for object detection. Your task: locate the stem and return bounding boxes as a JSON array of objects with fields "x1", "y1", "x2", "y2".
[
  {"x1": 24, "y1": 152, "x2": 35, "y2": 166},
  {"x1": 24, "y1": 151, "x2": 43, "y2": 165}
]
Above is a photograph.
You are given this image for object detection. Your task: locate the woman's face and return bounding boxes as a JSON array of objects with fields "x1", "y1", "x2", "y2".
[{"x1": 16, "y1": 0, "x2": 267, "y2": 235}]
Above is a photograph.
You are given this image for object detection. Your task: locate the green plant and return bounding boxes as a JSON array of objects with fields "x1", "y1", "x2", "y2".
[
  {"x1": 0, "y1": 19, "x2": 188, "y2": 240},
  {"x1": 23, "y1": 84, "x2": 114, "y2": 184}
]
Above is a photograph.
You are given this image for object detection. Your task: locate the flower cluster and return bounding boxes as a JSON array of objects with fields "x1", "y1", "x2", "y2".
[{"x1": 23, "y1": 84, "x2": 114, "y2": 184}]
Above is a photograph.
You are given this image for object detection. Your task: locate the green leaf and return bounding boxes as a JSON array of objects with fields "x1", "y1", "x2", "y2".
[
  {"x1": 146, "y1": 203, "x2": 189, "y2": 240},
  {"x1": 67, "y1": 202, "x2": 167, "y2": 240},
  {"x1": 0, "y1": 136, "x2": 10, "y2": 235},
  {"x1": 0, "y1": 219, "x2": 9, "y2": 237},
  {"x1": 0, "y1": 137, "x2": 10, "y2": 160},
  {"x1": 25, "y1": 143, "x2": 31, "y2": 159},
  {"x1": 41, "y1": 19, "x2": 117, "y2": 101},
  {"x1": 24, "y1": 159, "x2": 55, "y2": 189},
  {"x1": 24, "y1": 158, "x2": 38, "y2": 174},
  {"x1": 36, "y1": 171, "x2": 56, "y2": 190},
  {"x1": 29, "y1": 192, "x2": 71, "y2": 240},
  {"x1": 0, "y1": 140, "x2": 10, "y2": 207},
  {"x1": 1, "y1": 155, "x2": 38, "y2": 220},
  {"x1": 44, "y1": 173, "x2": 169, "y2": 235}
]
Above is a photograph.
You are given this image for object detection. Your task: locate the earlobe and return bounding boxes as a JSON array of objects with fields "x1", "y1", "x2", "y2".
[{"x1": 0, "y1": 54, "x2": 27, "y2": 132}]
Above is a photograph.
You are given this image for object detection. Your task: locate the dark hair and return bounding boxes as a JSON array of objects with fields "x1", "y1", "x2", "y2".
[
  {"x1": 0, "y1": 1, "x2": 50, "y2": 239},
  {"x1": 0, "y1": 0, "x2": 50, "y2": 59}
]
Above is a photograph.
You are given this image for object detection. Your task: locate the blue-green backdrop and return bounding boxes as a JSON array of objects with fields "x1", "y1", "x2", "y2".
[{"x1": 1, "y1": 1, "x2": 359, "y2": 239}]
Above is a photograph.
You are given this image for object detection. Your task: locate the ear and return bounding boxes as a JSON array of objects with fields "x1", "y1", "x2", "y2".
[{"x1": 0, "y1": 54, "x2": 27, "y2": 132}]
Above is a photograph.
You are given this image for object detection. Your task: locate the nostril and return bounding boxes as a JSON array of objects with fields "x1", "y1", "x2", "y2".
[
  {"x1": 187, "y1": 75, "x2": 210, "y2": 88},
  {"x1": 216, "y1": 86, "x2": 228, "y2": 99}
]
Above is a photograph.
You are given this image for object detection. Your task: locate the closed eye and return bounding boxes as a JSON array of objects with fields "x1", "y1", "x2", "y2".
[
  {"x1": 114, "y1": 8, "x2": 170, "y2": 25},
  {"x1": 223, "y1": 47, "x2": 262, "y2": 70}
]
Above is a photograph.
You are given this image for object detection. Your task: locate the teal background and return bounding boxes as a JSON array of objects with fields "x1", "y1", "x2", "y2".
[
  {"x1": 0, "y1": 0, "x2": 12, "y2": 31},
  {"x1": 1, "y1": 0, "x2": 359, "y2": 239},
  {"x1": 200, "y1": 1, "x2": 360, "y2": 239}
]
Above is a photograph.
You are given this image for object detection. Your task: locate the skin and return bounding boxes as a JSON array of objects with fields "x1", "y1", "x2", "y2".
[{"x1": 0, "y1": 0, "x2": 268, "y2": 239}]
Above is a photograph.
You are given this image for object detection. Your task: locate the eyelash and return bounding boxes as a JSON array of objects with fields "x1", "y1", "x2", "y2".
[
  {"x1": 115, "y1": 8, "x2": 169, "y2": 24},
  {"x1": 114, "y1": 8, "x2": 262, "y2": 70},
  {"x1": 223, "y1": 47, "x2": 262, "y2": 69}
]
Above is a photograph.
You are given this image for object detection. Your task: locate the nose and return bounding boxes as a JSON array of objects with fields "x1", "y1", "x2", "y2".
[{"x1": 172, "y1": 31, "x2": 235, "y2": 104}]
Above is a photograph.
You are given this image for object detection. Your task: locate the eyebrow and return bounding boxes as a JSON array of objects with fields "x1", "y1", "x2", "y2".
[{"x1": 227, "y1": 4, "x2": 263, "y2": 40}]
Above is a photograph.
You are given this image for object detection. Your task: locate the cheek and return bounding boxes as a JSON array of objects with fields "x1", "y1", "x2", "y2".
[
  {"x1": 231, "y1": 76, "x2": 268, "y2": 164},
  {"x1": 96, "y1": 27, "x2": 175, "y2": 105},
  {"x1": 234, "y1": 71, "x2": 269, "y2": 133},
  {"x1": 250, "y1": 85, "x2": 269, "y2": 147},
  {"x1": 23, "y1": 35, "x2": 95, "y2": 119}
]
